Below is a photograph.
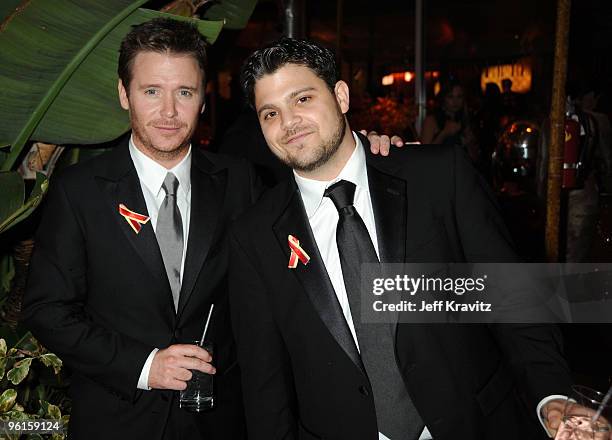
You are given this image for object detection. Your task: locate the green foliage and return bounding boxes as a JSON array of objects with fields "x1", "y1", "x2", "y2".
[
  {"x1": 0, "y1": 388, "x2": 17, "y2": 412},
  {"x1": 202, "y1": 0, "x2": 258, "y2": 29},
  {"x1": 38, "y1": 354, "x2": 62, "y2": 377},
  {"x1": 7, "y1": 358, "x2": 32, "y2": 386},
  {"x1": 0, "y1": 336, "x2": 68, "y2": 439},
  {"x1": 40, "y1": 400, "x2": 61, "y2": 420},
  {"x1": 0, "y1": 173, "x2": 24, "y2": 224},
  {"x1": 0, "y1": 172, "x2": 49, "y2": 235}
]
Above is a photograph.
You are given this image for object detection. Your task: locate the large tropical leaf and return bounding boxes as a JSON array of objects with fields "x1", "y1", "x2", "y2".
[
  {"x1": 0, "y1": 0, "x2": 224, "y2": 171},
  {"x1": 201, "y1": 0, "x2": 258, "y2": 29},
  {"x1": 0, "y1": 0, "x2": 23, "y2": 23},
  {"x1": 0, "y1": 172, "x2": 24, "y2": 225},
  {"x1": 0, "y1": 172, "x2": 48, "y2": 234}
]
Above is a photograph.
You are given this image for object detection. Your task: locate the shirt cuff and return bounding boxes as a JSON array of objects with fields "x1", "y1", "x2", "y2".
[
  {"x1": 137, "y1": 348, "x2": 159, "y2": 390},
  {"x1": 537, "y1": 394, "x2": 568, "y2": 437}
]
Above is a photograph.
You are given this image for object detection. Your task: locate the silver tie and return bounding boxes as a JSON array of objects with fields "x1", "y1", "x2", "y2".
[{"x1": 156, "y1": 172, "x2": 183, "y2": 310}]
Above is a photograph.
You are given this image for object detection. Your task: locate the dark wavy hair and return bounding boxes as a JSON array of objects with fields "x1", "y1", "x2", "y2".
[
  {"x1": 240, "y1": 38, "x2": 338, "y2": 109},
  {"x1": 118, "y1": 18, "x2": 207, "y2": 93},
  {"x1": 435, "y1": 78, "x2": 464, "y2": 109}
]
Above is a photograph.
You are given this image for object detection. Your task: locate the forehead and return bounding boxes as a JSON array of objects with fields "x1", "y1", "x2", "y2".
[
  {"x1": 254, "y1": 64, "x2": 327, "y2": 106},
  {"x1": 130, "y1": 51, "x2": 204, "y2": 85}
]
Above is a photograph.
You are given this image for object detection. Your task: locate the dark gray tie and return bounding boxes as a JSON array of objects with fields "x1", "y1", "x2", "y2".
[
  {"x1": 325, "y1": 180, "x2": 424, "y2": 440},
  {"x1": 157, "y1": 172, "x2": 183, "y2": 310}
]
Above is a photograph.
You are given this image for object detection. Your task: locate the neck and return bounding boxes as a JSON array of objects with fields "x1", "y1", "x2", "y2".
[
  {"x1": 133, "y1": 141, "x2": 189, "y2": 170},
  {"x1": 295, "y1": 127, "x2": 355, "y2": 181}
]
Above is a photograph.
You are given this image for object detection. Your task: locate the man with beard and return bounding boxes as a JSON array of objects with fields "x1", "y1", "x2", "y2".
[
  {"x1": 229, "y1": 38, "x2": 572, "y2": 440},
  {"x1": 21, "y1": 18, "x2": 401, "y2": 440}
]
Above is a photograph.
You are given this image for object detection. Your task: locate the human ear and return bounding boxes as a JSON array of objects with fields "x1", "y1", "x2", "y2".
[
  {"x1": 334, "y1": 80, "x2": 350, "y2": 114},
  {"x1": 118, "y1": 79, "x2": 130, "y2": 110}
]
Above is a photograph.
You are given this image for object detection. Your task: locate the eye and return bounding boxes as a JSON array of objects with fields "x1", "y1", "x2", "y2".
[
  {"x1": 179, "y1": 89, "x2": 193, "y2": 97},
  {"x1": 297, "y1": 96, "x2": 311, "y2": 104},
  {"x1": 263, "y1": 111, "x2": 277, "y2": 121},
  {"x1": 144, "y1": 89, "x2": 159, "y2": 96}
]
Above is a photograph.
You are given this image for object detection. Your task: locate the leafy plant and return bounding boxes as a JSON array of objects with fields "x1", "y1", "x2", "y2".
[
  {"x1": 0, "y1": 173, "x2": 48, "y2": 236},
  {"x1": 0, "y1": 336, "x2": 68, "y2": 440}
]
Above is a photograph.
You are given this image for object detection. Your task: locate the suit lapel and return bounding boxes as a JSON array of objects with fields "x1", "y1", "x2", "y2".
[
  {"x1": 95, "y1": 141, "x2": 170, "y2": 294},
  {"x1": 366, "y1": 149, "x2": 408, "y2": 343},
  {"x1": 273, "y1": 181, "x2": 366, "y2": 377},
  {"x1": 367, "y1": 163, "x2": 407, "y2": 264},
  {"x1": 177, "y1": 152, "x2": 226, "y2": 317}
]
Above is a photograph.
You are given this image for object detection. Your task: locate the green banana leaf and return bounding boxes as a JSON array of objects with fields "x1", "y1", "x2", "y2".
[
  {"x1": 202, "y1": 0, "x2": 258, "y2": 30},
  {"x1": 0, "y1": 0, "x2": 224, "y2": 171},
  {"x1": 0, "y1": 173, "x2": 24, "y2": 224},
  {"x1": 0, "y1": 0, "x2": 23, "y2": 23},
  {"x1": 0, "y1": 172, "x2": 48, "y2": 234}
]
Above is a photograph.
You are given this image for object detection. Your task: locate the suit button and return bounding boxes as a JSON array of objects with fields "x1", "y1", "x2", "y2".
[{"x1": 358, "y1": 385, "x2": 370, "y2": 396}]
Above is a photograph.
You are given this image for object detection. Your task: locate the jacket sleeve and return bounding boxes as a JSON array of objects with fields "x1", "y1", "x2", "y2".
[
  {"x1": 21, "y1": 176, "x2": 152, "y2": 401},
  {"x1": 449, "y1": 146, "x2": 573, "y2": 410},
  {"x1": 228, "y1": 228, "x2": 297, "y2": 440}
]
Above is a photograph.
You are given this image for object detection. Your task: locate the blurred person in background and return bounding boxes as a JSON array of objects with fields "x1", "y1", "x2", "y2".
[
  {"x1": 420, "y1": 79, "x2": 479, "y2": 162},
  {"x1": 501, "y1": 78, "x2": 521, "y2": 120}
]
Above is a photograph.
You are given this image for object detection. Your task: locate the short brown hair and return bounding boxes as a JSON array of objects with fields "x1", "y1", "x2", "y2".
[{"x1": 118, "y1": 17, "x2": 208, "y2": 93}]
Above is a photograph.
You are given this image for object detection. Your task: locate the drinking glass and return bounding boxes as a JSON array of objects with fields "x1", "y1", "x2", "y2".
[
  {"x1": 179, "y1": 341, "x2": 215, "y2": 412},
  {"x1": 555, "y1": 385, "x2": 611, "y2": 440}
]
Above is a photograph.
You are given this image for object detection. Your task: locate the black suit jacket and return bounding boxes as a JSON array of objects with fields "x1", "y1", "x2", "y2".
[
  {"x1": 22, "y1": 137, "x2": 260, "y2": 439},
  {"x1": 229, "y1": 138, "x2": 572, "y2": 440}
]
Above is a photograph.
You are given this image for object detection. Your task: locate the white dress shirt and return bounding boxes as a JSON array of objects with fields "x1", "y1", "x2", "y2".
[
  {"x1": 294, "y1": 132, "x2": 433, "y2": 440},
  {"x1": 295, "y1": 132, "x2": 559, "y2": 439},
  {"x1": 128, "y1": 136, "x2": 192, "y2": 390}
]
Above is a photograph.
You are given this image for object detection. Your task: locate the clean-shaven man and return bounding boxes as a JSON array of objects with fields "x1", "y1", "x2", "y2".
[
  {"x1": 229, "y1": 38, "x2": 573, "y2": 440},
  {"x1": 22, "y1": 18, "x2": 259, "y2": 439}
]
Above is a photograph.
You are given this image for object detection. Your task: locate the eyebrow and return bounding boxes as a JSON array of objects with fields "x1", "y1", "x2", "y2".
[
  {"x1": 287, "y1": 86, "x2": 316, "y2": 100},
  {"x1": 256, "y1": 86, "x2": 317, "y2": 118},
  {"x1": 256, "y1": 104, "x2": 276, "y2": 118},
  {"x1": 137, "y1": 84, "x2": 198, "y2": 91}
]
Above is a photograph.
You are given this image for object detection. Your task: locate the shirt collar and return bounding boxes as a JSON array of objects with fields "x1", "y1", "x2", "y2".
[
  {"x1": 128, "y1": 135, "x2": 192, "y2": 198},
  {"x1": 294, "y1": 131, "x2": 369, "y2": 219}
]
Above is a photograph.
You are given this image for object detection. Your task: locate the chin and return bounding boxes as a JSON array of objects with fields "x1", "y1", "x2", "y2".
[
  {"x1": 153, "y1": 136, "x2": 189, "y2": 151},
  {"x1": 290, "y1": 155, "x2": 325, "y2": 172}
]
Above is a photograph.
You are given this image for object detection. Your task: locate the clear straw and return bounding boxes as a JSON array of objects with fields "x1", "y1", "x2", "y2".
[
  {"x1": 591, "y1": 384, "x2": 612, "y2": 425},
  {"x1": 199, "y1": 304, "x2": 214, "y2": 347}
]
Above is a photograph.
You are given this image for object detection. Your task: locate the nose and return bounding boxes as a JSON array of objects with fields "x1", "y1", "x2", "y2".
[
  {"x1": 280, "y1": 109, "x2": 301, "y2": 131},
  {"x1": 161, "y1": 94, "x2": 177, "y2": 118}
]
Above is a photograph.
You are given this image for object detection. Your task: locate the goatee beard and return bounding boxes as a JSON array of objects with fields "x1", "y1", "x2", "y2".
[{"x1": 286, "y1": 113, "x2": 346, "y2": 173}]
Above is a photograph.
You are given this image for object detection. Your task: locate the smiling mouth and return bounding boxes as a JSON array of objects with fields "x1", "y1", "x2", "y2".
[
  {"x1": 285, "y1": 131, "x2": 313, "y2": 144},
  {"x1": 154, "y1": 126, "x2": 182, "y2": 133}
]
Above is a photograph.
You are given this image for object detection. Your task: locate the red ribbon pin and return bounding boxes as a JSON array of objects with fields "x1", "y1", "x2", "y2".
[
  {"x1": 118, "y1": 204, "x2": 150, "y2": 234},
  {"x1": 288, "y1": 234, "x2": 310, "y2": 268}
]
